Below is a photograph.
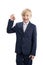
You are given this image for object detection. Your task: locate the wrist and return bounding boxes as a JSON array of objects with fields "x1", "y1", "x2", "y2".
[{"x1": 9, "y1": 19, "x2": 14, "y2": 22}]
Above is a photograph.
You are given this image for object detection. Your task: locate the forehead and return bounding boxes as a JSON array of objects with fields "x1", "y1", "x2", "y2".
[
  {"x1": 22, "y1": 10, "x2": 31, "y2": 16},
  {"x1": 23, "y1": 11, "x2": 31, "y2": 16},
  {"x1": 25, "y1": 11, "x2": 31, "y2": 14}
]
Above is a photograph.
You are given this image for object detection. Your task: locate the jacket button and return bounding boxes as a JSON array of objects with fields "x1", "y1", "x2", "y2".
[{"x1": 22, "y1": 58, "x2": 24, "y2": 61}]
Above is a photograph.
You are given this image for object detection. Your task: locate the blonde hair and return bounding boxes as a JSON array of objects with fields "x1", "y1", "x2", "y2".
[{"x1": 21, "y1": 8, "x2": 32, "y2": 17}]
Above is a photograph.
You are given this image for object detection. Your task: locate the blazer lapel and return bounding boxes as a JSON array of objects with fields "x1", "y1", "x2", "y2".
[{"x1": 20, "y1": 22, "x2": 23, "y2": 33}]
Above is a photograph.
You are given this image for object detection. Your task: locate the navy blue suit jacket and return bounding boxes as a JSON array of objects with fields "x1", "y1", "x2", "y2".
[{"x1": 7, "y1": 19, "x2": 37, "y2": 56}]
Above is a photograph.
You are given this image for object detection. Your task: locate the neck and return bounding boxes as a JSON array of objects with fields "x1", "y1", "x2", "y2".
[{"x1": 23, "y1": 21, "x2": 29, "y2": 24}]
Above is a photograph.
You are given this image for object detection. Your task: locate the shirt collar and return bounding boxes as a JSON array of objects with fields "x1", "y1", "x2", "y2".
[{"x1": 23, "y1": 21, "x2": 30, "y2": 25}]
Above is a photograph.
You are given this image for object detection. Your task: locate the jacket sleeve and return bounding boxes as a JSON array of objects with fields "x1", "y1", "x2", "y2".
[
  {"x1": 7, "y1": 19, "x2": 17, "y2": 33},
  {"x1": 31, "y1": 25, "x2": 37, "y2": 56}
]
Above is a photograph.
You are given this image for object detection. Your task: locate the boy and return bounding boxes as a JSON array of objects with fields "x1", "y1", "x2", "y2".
[{"x1": 7, "y1": 9, "x2": 37, "y2": 65}]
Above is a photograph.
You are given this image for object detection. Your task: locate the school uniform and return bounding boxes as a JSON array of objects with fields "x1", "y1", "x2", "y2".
[{"x1": 7, "y1": 19, "x2": 37, "y2": 65}]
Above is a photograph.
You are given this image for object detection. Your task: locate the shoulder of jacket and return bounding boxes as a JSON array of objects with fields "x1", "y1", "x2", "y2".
[
  {"x1": 30, "y1": 22, "x2": 36, "y2": 28},
  {"x1": 16, "y1": 22, "x2": 22, "y2": 25}
]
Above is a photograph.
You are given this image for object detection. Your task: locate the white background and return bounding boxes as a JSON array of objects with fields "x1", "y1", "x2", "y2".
[{"x1": 0, "y1": 0, "x2": 43, "y2": 65}]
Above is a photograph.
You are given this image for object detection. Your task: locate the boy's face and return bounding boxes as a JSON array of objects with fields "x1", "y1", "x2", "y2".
[{"x1": 22, "y1": 11, "x2": 31, "y2": 23}]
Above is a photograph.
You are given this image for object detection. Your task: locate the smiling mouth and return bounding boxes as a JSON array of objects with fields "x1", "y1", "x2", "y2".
[{"x1": 24, "y1": 18, "x2": 27, "y2": 20}]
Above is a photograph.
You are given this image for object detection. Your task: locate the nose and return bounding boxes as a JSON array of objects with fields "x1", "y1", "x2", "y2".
[{"x1": 24, "y1": 16, "x2": 27, "y2": 19}]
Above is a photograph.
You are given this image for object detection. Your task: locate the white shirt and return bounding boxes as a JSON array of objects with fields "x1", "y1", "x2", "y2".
[{"x1": 23, "y1": 21, "x2": 29, "y2": 32}]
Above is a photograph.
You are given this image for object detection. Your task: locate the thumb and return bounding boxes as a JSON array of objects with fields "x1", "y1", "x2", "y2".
[{"x1": 29, "y1": 55, "x2": 32, "y2": 58}]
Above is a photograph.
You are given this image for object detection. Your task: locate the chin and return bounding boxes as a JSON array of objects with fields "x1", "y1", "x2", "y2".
[
  {"x1": 23, "y1": 19, "x2": 29, "y2": 23},
  {"x1": 24, "y1": 21, "x2": 28, "y2": 23},
  {"x1": 25, "y1": 21, "x2": 28, "y2": 23}
]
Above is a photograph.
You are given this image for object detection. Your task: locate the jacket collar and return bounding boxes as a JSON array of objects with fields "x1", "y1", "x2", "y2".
[{"x1": 21, "y1": 21, "x2": 31, "y2": 33}]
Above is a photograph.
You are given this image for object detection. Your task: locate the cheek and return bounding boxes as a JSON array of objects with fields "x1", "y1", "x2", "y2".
[
  {"x1": 22, "y1": 17, "x2": 25, "y2": 20},
  {"x1": 27, "y1": 16, "x2": 30, "y2": 19}
]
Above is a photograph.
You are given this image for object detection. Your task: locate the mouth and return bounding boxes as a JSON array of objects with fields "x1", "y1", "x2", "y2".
[{"x1": 24, "y1": 19, "x2": 28, "y2": 20}]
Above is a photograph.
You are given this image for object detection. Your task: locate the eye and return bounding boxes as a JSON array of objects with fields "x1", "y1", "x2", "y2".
[
  {"x1": 27, "y1": 15, "x2": 29, "y2": 16},
  {"x1": 23, "y1": 15, "x2": 25, "y2": 16}
]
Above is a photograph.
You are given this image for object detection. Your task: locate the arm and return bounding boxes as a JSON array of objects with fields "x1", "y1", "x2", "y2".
[
  {"x1": 29, "y1": 25, "x2": 37, "y2": 60},
  {"x1": 31, "y1": 25, "x2": 37, "y2": 56},
  {"x1": 7, "y1": 19, "x2": 17, "y2": 33}
]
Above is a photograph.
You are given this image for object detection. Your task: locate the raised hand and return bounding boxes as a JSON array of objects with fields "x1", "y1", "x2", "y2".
[{"x1": 10, "y1": 14, "x2": 15, "y2": 21}]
